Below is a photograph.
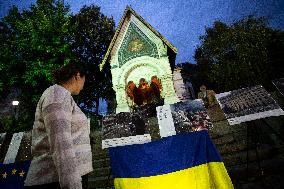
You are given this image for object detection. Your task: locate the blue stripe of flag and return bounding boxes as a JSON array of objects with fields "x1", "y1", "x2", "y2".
[{"x1": 109, "y1": 130, "x2": 222, "y2": 178}]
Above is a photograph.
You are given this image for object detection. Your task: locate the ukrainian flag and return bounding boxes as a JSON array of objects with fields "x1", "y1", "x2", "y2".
[{"x1": 109, "y1": 131, "x2": 234, "y2": 189}]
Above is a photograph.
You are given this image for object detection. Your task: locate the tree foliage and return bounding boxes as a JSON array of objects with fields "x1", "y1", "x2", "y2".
[
  {"x1": 0, "y1": 0, "x2": 72, "y2": 102},
  {"x1": 0, "y1": 0, "x2": 73, "y2": 131},
  {"x1": 0, "y1": 0, "x2": 115, "y2": 131},
  {"x1": 71, "y1": 5, "x2": 115, "y2": 114},
  {"x1": 195, "y1": 16, "x2": 284, "y2": 92}
]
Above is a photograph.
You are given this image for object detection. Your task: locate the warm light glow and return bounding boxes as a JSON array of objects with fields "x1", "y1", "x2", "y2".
[{"x1": 12, "y1": 101, "x2": 19, "y2": 106}]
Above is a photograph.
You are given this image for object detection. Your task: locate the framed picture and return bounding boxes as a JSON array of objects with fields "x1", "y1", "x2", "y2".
[
  {"x1": 156, "y1": 100, "x2": 213, "y2": 138},
  {"x1": 216, "y1": 85, "x2": 284, "y2": 125},
  {"x1": 102, "y1": 112, "x2": 151, "y2": 149}
]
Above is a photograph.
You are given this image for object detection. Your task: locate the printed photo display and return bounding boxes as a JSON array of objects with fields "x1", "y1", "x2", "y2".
[
  {"x1": 216, "y1": 85, "x2": 284, "y2": 125},
  {"x1": 101, "y1": 112, "x2": 151, "y2": 149},
  {"x1": 156, "y1": 100, "x2": 213, "y2": 138}
]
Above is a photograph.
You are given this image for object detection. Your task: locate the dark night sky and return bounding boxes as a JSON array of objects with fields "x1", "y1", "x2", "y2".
[{"x1": 1, "y1": 0, "x2": 284, "y2": 63}]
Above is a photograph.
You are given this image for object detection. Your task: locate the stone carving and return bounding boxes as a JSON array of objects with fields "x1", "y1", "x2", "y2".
[{"x1": 126, "y1": 76, "x2": 164, "y2": 108}]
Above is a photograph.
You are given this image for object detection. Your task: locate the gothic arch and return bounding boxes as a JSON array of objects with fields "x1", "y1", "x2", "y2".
[{"x1": 117, "y1": 56, "x2": 166, "y2": 87}]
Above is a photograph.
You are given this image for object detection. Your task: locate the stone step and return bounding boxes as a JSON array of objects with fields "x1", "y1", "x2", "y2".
[
  {"x1": 90, "y1": 166, "x2": 112, "y2": 177},
  {"x1": 222, "y1": 144, "x2": 277, "y2": 167},
  {"x1": 93, "y1": 149, "x2": 110, "y2": 160},
  {"x1": 233, "y1": 174, "x2": 284, "y2": 189},
  {"x1": 93, "y1": 158, "x2": 111, "y2": 169},
  {"x1": 227, "y1": 158, "x2": 284, "y2": 181},
  {"x1": 210, "y1": 121, "x2": 247, "y2": 139},
  {"x1": 88, "y1": 176, "x2": 114, "y2": 188},
  {"x1": 217, "y1": 139, "x2": 247, "y2": 154},
  {"x1": 213, "y1": 134, "x2": 235, "y2": 145}
]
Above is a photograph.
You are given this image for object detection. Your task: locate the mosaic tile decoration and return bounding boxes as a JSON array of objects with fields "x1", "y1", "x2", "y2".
[{"x1": 118, "y1": 22, "x2": 159, "y2": 67}]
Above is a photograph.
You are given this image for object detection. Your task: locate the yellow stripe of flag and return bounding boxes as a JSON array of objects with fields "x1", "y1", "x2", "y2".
[{"x1": 114, "y1": 162, "x2": 233, "y2": 189}]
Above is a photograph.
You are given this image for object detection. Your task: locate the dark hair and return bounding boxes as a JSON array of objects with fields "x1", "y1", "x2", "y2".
[{"x1": 53, "y1": 61, "x2": 86, "y2": 84}]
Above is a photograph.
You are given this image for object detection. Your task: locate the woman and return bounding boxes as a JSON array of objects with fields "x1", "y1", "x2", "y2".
[{"x1": 24, "y1": 62, "x2": 93, "y2": 189}]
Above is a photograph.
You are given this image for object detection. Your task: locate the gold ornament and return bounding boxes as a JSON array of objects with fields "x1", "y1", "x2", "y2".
[{"x1": 128, "y1": 38, "x2": 144, "y2": 52}]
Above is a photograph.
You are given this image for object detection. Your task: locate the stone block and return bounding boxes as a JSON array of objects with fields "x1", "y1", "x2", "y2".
[
  {"x1": 213, "y1": 134, "x2": 235, "y2": 145},
  {"x1": 88, "y1": 176, "x2": 114, "y2": 188},
  {"x1": 93, "y1": 158, "x2": 110, "y2": 169},
  {"x1": 210, "y1": 120, "x2": 246, "y2": 138},
  {"x1": 90, "y1": 167, "x2": 112, "y2": 177},
  {"x1": 217, "y1": 139, "x2": 247, "y2": 154}
]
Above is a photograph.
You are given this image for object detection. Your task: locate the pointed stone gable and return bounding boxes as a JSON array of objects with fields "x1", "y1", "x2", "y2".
[{"x1": 100, "y1": 6, "x2": 177, "y2": 70}]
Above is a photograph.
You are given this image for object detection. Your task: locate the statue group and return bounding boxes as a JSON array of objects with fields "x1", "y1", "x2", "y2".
[{"x1": 126, "y1": 75, "x2": 164, "y2": 107}]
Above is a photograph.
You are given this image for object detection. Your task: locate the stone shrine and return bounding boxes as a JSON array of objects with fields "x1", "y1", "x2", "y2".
[{"x1": 100, "y1": 6, "x2": 179, "y2": 113}]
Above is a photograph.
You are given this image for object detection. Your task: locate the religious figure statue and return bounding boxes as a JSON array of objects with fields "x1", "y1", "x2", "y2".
[
  {"x1": 198, "y1": 85, "x2": 218, "y2": 108},
  {"x1": 149, "y1": 75, "x2": 163, "y2": 104},
  {"x1": 137, "y1": 78, "x2": 150, "y2": 105},
  {"x1": 126, "y1": 76, "x2": 164, "y2": 108}
]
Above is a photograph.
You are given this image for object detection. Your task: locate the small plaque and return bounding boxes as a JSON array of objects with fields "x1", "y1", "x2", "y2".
[{"x1": 156, "y1": 105, "x2": 176, "y2": 138}]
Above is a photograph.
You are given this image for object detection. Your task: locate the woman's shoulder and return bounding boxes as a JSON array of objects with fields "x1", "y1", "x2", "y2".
[{"x1": 41, "y1": 84, "x2": 72, "y2": 106}]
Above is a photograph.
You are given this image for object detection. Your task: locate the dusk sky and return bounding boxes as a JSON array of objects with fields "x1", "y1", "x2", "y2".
[{"x1": 1, "y1": 0, "x2": 284, "y2": 64}]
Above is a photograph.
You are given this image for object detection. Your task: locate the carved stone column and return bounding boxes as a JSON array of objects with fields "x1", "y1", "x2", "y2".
[
  {"x1": 160, "y1": 74, "x2": 180, "y2": 105},
  {"x1": 115, "y1": 84, "x2": 130, "y2": 113}
]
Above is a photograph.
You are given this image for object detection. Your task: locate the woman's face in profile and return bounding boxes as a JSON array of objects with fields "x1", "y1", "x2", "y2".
[{"x1": 73, "y1": 74, "x2": 85, "y2": 95}]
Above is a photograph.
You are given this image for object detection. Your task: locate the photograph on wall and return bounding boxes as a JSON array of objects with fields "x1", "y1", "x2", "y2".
[
  {"x1": 156, "y1": 99, "x2": 213, "y2": 138},
  {"x1": 101, "y1": 112, "x2": 151, "y2": 149},
  {"x1": 216, "y1": 85, "x2": 284, "y2": 125},
  {"x1": 272, "y1": 78, "x2": 284, "y2": 96}
]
